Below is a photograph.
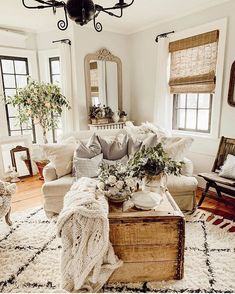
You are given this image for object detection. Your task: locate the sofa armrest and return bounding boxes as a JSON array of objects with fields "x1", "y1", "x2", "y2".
[
  {"x1": 181, "y1": 157, "x2": 194, "y2": 177},
  {"x1": 43, "y1": 163, "x2": 57, "y2": 182}
]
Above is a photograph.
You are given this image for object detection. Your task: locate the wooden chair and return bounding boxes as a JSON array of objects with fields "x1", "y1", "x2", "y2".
[{"x1": 198, "y1": 136, "x2": 235, "y2": 207}]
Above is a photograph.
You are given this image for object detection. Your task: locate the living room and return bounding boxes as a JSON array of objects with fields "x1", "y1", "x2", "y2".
[{"x1": 0, "y1": 0, "x2": 234, "y2": 293}]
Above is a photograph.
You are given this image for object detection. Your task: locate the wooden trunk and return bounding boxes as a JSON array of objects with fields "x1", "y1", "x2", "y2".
[{"x1": 108, "y1": 191, "x2": 185, "y2": 283}]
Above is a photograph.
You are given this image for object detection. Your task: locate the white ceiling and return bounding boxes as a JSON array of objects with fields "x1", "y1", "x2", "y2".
[{"x1": 0, "y1": 0, "x2": 231, "y2": 34}]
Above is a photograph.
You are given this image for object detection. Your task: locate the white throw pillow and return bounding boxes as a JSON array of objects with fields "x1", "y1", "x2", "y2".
[
  {"x1": 219, "y1": 154, "x2": 235, "y2": 180},
  {"x1": 42, "y1": 137, "x2": 76, "y2": 178},
  {"x1": 161, "y1": 137, "x2": 194, "y2": 161},
  {"x1": 73, "y1": 153, "x2": 103, "y2": 179},
  {"x1": 124, "y1": 122, "x2": 171, "y2": 142}
]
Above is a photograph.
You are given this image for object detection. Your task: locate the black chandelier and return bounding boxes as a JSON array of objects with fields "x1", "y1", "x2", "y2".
[{"x1": 22, "y1": 0, "x2": 135, "y2": 32}]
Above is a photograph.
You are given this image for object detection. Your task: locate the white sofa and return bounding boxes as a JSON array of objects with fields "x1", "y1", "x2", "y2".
[{"x1": 42, "y1": 129, "x2": 198, "y2": 217}]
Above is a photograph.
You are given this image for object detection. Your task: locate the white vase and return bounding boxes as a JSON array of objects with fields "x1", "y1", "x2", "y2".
[
  {"x1": 112, "y1": 111, "x2": 120, "y2": 123},
  {"x1": 121, "y1": 115, "x2": 127, "y2": 123},
  {"x1": 142, "y1": 173, "x2": 167, "y2": 194}
]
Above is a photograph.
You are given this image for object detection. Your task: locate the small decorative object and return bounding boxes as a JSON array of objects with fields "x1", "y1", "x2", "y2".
[
  {"x1": 131, "y1": 191, "x2": 162, "y2": 210},
  {"x1": 10, "y1": 167, "x2": 20, "y2": 183},
  {"x1": 112, "y1": 111, "x2": 120, "y2": 123},
  {"x1": 5, "y1": 166, "x2": 13, "y2": 182},
  {"x1": 10, "y1": 145, "x2": 33, "y2": 178},
  {"x1": 97, "y1": 162, "x2": 136, "y2": 203},
  {"x1": 128, "y1": 144, "x2": 183, "y2": 193},
  {"x1": 7, "y1": 78, "x2": 71, "y2": 144},
  {"x1": 0, "y1": 179, "x2": 16, "y2": 226},
  {"x1": 89, "y1": 104, "x2": 113, "y2": 124},
  {"x1": 119, "y1": 110, "x2": 127, "y2": 122}
]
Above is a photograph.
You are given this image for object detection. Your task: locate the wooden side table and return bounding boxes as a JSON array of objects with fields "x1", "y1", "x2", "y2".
[{"x1": 108, "y1": 190, "x2": 185, "y2": 283}]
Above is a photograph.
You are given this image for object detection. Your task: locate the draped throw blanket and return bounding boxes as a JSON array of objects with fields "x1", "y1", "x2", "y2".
[{"x1": 57, "y1": 178, "x2": 122, "y2": 293}]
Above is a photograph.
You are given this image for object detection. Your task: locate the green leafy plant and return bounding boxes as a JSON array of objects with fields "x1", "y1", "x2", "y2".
[
  {"x1": 119, "y1": 110, "x2": 127, "y2": 118},
  {"x1": 6, "y1": 78, "x2": 70, "y2": 144},
  {"x1": 89, "y1": 104, "x2": 113, "y2": 120},
  {"x1": 128, "y1": 143, "x2": 183, "y2": 180}
]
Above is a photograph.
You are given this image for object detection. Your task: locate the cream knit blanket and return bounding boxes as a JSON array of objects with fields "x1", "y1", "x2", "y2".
[{"x1": 57, "y1": 177, "x2": 122, "y2": 293}]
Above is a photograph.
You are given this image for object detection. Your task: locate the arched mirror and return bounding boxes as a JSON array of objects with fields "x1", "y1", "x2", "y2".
[
  {"x1": 84, "y1": 48, "x2": 123, "y2": 115},
  {"x1": 228, "y1": 61, "x2": 235, "y2": 107}
]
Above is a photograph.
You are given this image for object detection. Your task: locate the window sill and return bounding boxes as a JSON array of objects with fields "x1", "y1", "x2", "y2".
[{"x1": 172, "y1": 129, "x2": 219, "y2": 141}]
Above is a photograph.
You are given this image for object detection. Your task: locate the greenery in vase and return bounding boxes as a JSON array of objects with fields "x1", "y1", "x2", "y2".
[
  {"x1": 119, "y1": 110, "x2": 127, "y2": 118},
  {"x1": 97, "y1": 162, "x2": 136, "y2": 200},
  {"x1": 128, "y1": 143, "x2": 183, "y2": 180},
  {"x1": 6, "y1": 78, "x2": 71, "y2": 144},
  {"x1": 89, "y1": 104, "x2": 113, "y2": 120}
]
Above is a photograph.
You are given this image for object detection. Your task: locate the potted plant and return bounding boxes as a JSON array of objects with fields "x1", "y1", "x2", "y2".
[
  {"x1": 128, "y1": 144, "x2": 183, "y2": 192},
  {"x1": 97, "y1": 162, "x2": 136, "y2": 203},
  {"x1": 119, "y1": 110, "x2": 128, "y2": 122},
  {"x1": 6, "y1": 78, "x2": 71, "y2": 180},
  {"x1": 88, "y1": 104, "x2": 113, "y2": 124}
]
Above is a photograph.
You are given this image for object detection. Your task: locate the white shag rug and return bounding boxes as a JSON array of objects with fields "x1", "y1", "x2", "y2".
[{"x1": 0, "y1": 207, "x2": 234, "y2": 293}]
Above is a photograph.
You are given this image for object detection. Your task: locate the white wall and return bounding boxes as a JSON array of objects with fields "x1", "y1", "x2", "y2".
[
  {"x1": 129, "y1": 0, "x2": 235, "y2": 184},
  {"x1": 36, "y1": 25, "x2": 131, "y2": 131}
]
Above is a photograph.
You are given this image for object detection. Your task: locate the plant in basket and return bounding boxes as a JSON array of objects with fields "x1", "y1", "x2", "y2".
[
  {"x1": 97, "y1": 162, "x2": 136, "y2": 203},
  {"x1": 128, "y1": 143, "x2": 183, "y2": 192}
]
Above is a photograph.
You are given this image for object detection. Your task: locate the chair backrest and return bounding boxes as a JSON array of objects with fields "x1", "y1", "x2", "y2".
[{"x1": 212, "y1": 136, "x2": 235, "y2": 172}]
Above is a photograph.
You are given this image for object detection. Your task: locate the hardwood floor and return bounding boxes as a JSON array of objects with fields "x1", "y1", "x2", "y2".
[
  {"x1": 11, "y1": 176, "x2": 235, "y2": 221},
  {"x1": 11, "y1": 176, "x2": 44, "y2": 213}
]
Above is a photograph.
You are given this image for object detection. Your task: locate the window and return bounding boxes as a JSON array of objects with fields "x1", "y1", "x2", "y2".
[
  {"x1": 173, "y1": 93, "x2": 212, "y2": 133},
  {"x1": 49, "y1": 57, "x2": 62, "y2": 143},
  {"x1": 169, "y1": 30, "x2": 219, "y2": 133},
  {"x1": 0, "y1": 56, "x2": 36, "y2": 142}
]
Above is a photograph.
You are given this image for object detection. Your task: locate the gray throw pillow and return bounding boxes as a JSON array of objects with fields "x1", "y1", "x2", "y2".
[
  {"x1": 75, "y1": 133, "x2": 101, "y2": 159},
  {"x1": 128, "y1": 134, "x2": 158, "y2": 155},
  {"x1": 98, "y1": 134, "x2": 128, "y2": 160},
  {"x1": 73, "y1": 153, "x2": 103, "y2": 179},
  {"x1": 103, "y1": 155, "x2": 129, "y2": 166}
]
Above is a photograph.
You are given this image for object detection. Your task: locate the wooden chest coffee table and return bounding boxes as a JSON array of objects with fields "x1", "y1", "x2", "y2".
[{"x1": 108, "y1": 190, "x2": 185, "y2": 283}]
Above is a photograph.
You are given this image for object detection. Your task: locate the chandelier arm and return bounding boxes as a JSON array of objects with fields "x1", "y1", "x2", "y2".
[
  {"x1": 22, "y1": 0, "x2": 64, "y2": 9},
  {"x1": 101, "y1": 0, "x2": 134, "y2": 11},
  {"x1": 22, "y1": 0, "x2": 51, "y2": 9},
  {"x1": 101, "y1": 9, "x2": 123, "y2": 18},
  {"x1": 57, "y1": 4, "x2": 68, "y2": 30},
  {"x1": 93, "y1": 12, "x2": 103, "y2": 32}
]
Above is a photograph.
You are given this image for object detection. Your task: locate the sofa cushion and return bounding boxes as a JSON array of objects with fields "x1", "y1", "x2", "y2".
[
  {"x1": 103, "y1": 155, "x2": 129, "y2": 166},
  {"x1": 161, "y1": 137, "x2": 193, "y2": 161},
  {"x1": 219, "y1": 154, "x2": 235, "y2": 180},
  {"x1": 42, "y1": 174, "x2": 74, "y2": 197},
  {"x1": 74, "y1": 153, "x2": 103, "y2": 179},
  {"x1": 75, "y1": 133, "x2": 101, "y2": 159},
  {"x1": 128, "y1": 134, "x2": 158, "y2": 155},
  {"x1": 167, "y1": 175, "x2": 198, "y2": 193},
  {"x1": 42, "y1": 137, "x2": 76, "y2": 178},
  {"x1": 98, "y1": 134, "x2": 128, "y2": 160}
]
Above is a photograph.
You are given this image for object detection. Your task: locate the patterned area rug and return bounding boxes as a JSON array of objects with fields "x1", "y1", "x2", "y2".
[{"x1": 0, "y1": 207, "x2": 234, "y2": 293}]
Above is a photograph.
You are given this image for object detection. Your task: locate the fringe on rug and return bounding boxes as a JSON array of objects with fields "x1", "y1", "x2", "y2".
[{"x1": 185, "y1": 209, "x2": 235, "y2": 233}]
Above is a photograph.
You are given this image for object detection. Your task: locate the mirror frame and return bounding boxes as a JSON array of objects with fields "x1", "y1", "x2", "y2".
[
  {"x1": 84, "y1": 48, "x2": 123, "y2": 114},
  {"x1": 228, "y1": 61, "x2": 235, "y2": 107},
  {"x1": 10, "y1": 145, "x2": 33, "y2": 178}
]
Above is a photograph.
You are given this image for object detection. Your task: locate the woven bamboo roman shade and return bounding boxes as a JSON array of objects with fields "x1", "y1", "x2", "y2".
[{"x1": 169, "y1": 30, "x2": 219, "y2": 94}]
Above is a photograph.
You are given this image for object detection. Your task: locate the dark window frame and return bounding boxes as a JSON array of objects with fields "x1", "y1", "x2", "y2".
[
  {"x1": 49, "y1": 56, "x2": 61, "y2": 143},
  {"x1": 172, "y1": 93, "x2": 213, "y2": 134},
  {"x1": 0, "y1": 55, "x2": 36, "y2": 143}
]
